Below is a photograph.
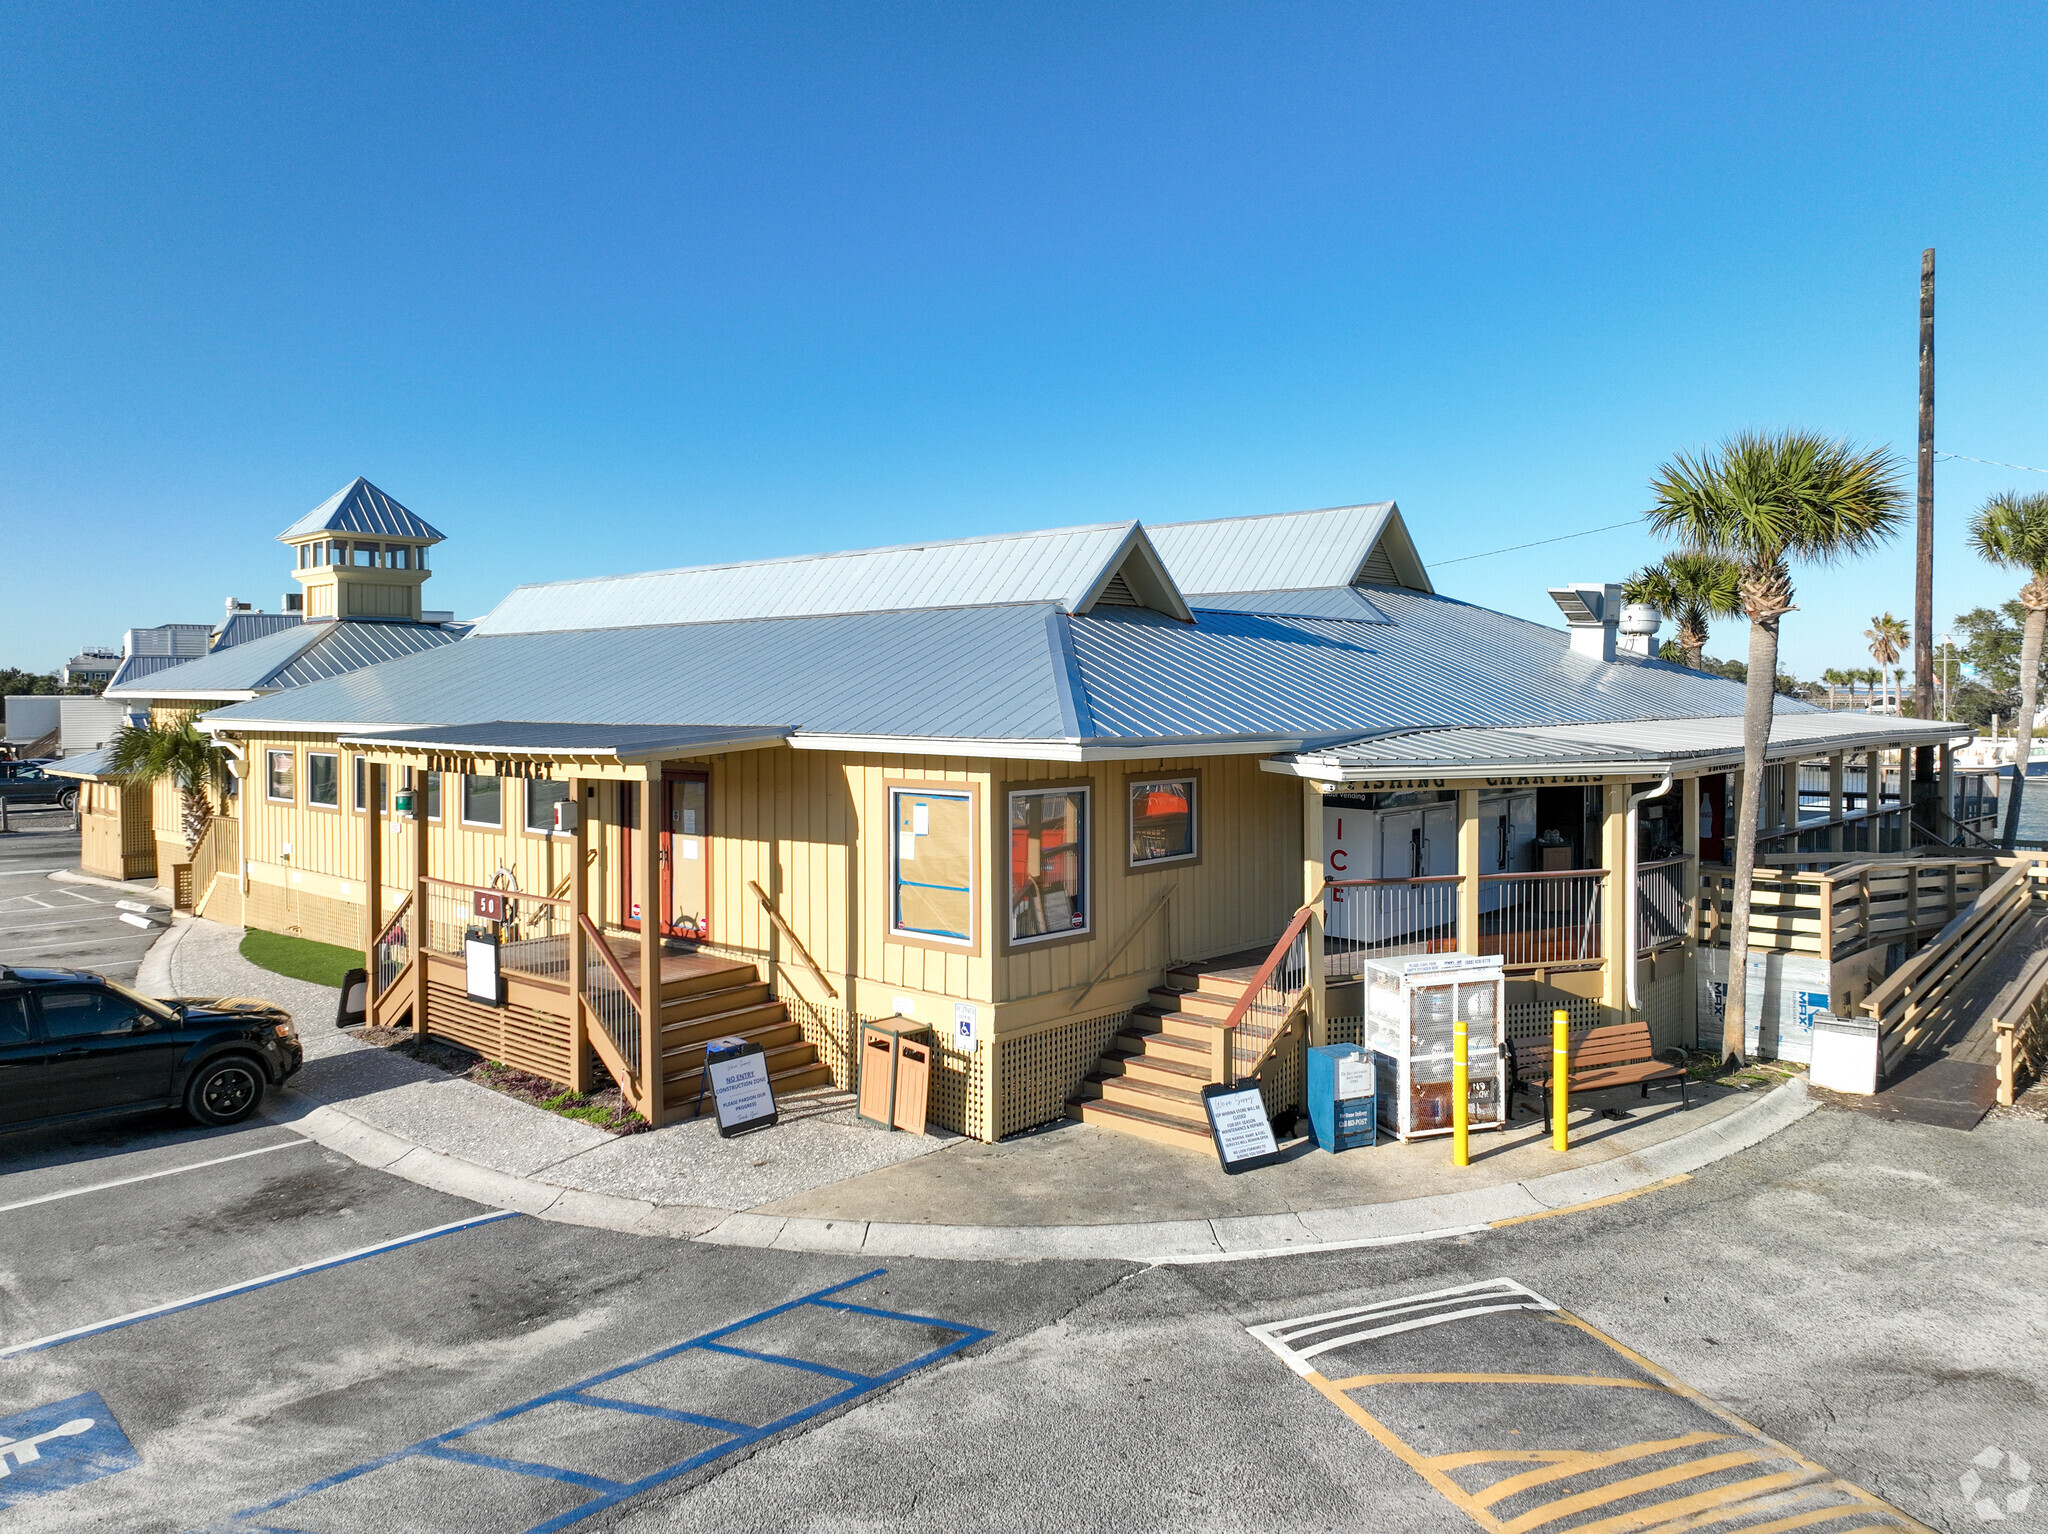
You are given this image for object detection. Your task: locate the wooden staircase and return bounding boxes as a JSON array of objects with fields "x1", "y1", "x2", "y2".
[
  {"x1": 651, "y1": 955, "x2": 833, "y2": 1119},
  {"x1": 1066, "y1": 958, "x2": 1256, "y2": 1151}
]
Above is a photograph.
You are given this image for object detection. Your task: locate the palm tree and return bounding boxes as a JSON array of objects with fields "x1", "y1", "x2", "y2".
[
  {"x1": 1623, "y1": 551, "x2": 1743, "y2": 671},
  {"x1": 1646, "y1": 430, "x2": 1906, "y2": 1064},
  {"x1": 1819, "y1": 667, "x2": 1849, "y2": 710},
  {"x1": 107, "y1": 712, "x2": 226, "y2": 853},
  {"x1": 1865, "y1": 613, "x2": 1908, "y2": 712},
  {"x1": 1968, "y1": 490, "x2": 2048, "y2": 847}
]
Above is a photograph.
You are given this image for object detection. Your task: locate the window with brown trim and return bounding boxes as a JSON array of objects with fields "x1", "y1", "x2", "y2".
[
  {"x1": 1128, "y1": 776, "x2": 1196, "y2": 867},
  {"x1": 1008, "y1": 786, "x2": 1090, "y2": 944},
  {"x1": 266, "y1": 750, "x2": 294, "y2": 803}
]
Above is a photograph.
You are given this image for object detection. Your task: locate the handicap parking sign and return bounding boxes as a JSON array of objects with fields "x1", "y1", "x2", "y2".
[{"x1": 0, "y1": 1392, "x2": 138, "y2": 1508}]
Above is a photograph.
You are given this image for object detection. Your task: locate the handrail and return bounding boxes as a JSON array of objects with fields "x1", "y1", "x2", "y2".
[
  {"x1": 1636, "y1": 856, "x2": 1690, "y2": 872},
  {"x1": 424, "y1": 873, "x2": 569, "y2": 908},
  {"x1": 578, "y1": 913, "x2": 638, "y2": 998},
  {"x1": 1475, "y1": 867, "x2": 1609, "y2": 883},
  {"x1": 1991, "y1": 948, "x2": 2048, "y2": 1106},
  {"x1": 1217, "y1": 894, "x2": 1323, "y2": 1039},
  {"x1": 748, "y1": 880, "x2": 838, "y2": 999},
  {"x1": 547, "y1": 847, "x2": 599, "y2": 904},
  {"x1": 373, "y1": 893, "x2": 415, "y2": 1003},
  {"x1": 1068, "y1": 885, "x2": 1174, "y2": 1008},
  {"x1": 1859, "y1": 858, "x2": 2039, "y2": 1068},
  {"x1": 1328, "y1": 874, "x2": 1463, "y2": 887}
]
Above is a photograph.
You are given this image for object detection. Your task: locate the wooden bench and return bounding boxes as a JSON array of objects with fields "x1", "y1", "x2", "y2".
[{"x1": 1511, "y1": 1022, "x2": 1689, "y2": 1114}]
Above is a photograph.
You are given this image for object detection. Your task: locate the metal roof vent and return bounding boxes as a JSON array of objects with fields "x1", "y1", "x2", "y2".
[
  {"x1": 1353, "y1": 540, "x2": 1401, "y2": 588},
  {"x1": 1548, "y1": 582, "x2": 1623, "y2": 662},
  {"x1": 1093, "y1": 572, "x2": 1141, "y2": 607}
]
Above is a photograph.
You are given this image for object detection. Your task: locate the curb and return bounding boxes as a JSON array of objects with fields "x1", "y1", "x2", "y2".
[
  {"x1": 134, "y1": 911, "x2": 199, "y2": 996},
  {"x1": 265, "y1": 1076, "x2": 1816, "y2": 1264}
]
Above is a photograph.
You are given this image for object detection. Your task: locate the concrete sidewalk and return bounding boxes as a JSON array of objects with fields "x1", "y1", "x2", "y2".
[{"x1": 138, "y1": 914, "x2": 1819, "y2": 1262}]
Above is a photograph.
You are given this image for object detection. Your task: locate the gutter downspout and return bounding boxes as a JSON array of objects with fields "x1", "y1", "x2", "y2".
[{"x1": 1625, "y1": 769, "x2": 1675, "y2": 1013}]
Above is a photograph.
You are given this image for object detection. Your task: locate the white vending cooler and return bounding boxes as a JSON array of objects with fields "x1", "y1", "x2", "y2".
[{"x1": 1362, "y1": 953, "x2": 1507, "y2": 1140}]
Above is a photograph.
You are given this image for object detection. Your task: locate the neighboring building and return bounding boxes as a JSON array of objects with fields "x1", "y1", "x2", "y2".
[
  {"x1": 193, "y1": 500, "x2": 1977, "y2": 1147},
  {"x1": 2, "y1": 695, "x2": 60, "y2": 754},
  {"x1": 58, "y1": 649, "x2": 120, "y2": 689},
  {"x1": 75, "y1": 477, "x2": 468, "y2": 887}
]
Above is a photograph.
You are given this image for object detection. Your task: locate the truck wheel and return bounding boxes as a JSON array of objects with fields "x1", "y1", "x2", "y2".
[{"x1": 185, "y1": 1056, "x2": 265, "y2": 1126}]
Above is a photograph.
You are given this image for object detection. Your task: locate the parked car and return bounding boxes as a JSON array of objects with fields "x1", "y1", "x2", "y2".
[
  {"x1": 0, "y1": 761, "x2": 78, "y2": 813},
  {"x1": 0, "y1": 967, "x2": 302, "y2": 1132}
]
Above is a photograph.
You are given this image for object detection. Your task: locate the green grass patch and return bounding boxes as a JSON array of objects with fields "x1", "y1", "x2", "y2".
[{"x1": 239, "y1": 929, "x2": 361, "y2": 989}]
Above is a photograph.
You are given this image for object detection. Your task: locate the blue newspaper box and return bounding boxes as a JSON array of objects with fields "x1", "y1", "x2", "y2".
[{"x1": 1307, "y1": 1043, "x2": 1377, "y2": 1152}]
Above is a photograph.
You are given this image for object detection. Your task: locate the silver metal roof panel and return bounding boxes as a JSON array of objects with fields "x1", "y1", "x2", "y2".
[
  {"x1": 277, "y1": 478, "x2": 446, "y2": 543},
  {"x1": 1149, "y1": 502, "x2": 1426, "y2": 594},
  {"x1": 466, "y1": 521, "x2": 1179, "y2": 635},
  {"x1": 214, "y1": 612, "x2": 304, "y2": 651},
  {"x1": 339, "y1": 722, "x2": 791, "y2": 761}
]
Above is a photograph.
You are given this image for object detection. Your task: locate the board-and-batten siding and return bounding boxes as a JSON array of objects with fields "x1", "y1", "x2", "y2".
[{"x1": 236, "y1": 733, "x2": 1302, "y2": 1037}]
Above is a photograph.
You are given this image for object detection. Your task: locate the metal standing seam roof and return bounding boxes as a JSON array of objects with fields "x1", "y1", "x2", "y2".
[
  {"x1": 214, "y1": 612, "x2": 304, "y2": 651},
  {"x1": 104, "y1": 653, "x2": 202, "y2": 692},
  {"x1": 466, "y1": 521, "x2": 1191, "y2": 636},
  {"x1": 277, "y1": 477, "x2": 446, "y2": 543},
  {"x1": 42, "y1": 747, "x2": 116, "y2": 780},
  {"x1": 110, "y1": 620, "x2": 464, "y2": 700},
  {"x1": 1149, "y1": 502, "x2": 1433, "y2": 595}
]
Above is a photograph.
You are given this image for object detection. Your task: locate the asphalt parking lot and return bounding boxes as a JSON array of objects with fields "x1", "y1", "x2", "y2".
[
  {"x1": 2, "y1": 1096, "x2": 2041, "y2": 1533},
  {"x1": 0, "y1": 808, "x2": 167, "y2": 984}
]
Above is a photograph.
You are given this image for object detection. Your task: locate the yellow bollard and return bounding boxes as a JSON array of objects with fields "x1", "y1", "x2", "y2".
[
  {"x1": 1551, "y1": 1007, "x2": 1570, "y2": 1153},
  {"x1": 1452, "y1": 1007, "x2": 1470, "y2": 1167}
]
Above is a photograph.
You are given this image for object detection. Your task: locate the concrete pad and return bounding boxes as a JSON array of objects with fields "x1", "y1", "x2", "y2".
[
  {"x1": 1208, "y1": 1211, "x2": 1321, "y2": 1252},
  {"x1": 768, "y1": 1217, "x2": 869, "y2": 1253},
  {"x1": 539, "y1": 1187, "x2": 659, "y2": 1233},
  {"x1": 695, "y1": 1213, "x2": 787, "y2": 1248},
  {"x1": 385, "y1": 1147, "x2": 563, "y2": 1216}
]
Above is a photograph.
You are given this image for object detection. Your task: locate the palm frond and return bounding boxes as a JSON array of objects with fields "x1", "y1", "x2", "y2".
[{"x1": 1969, "y1": 490, "x2": 2048, "y2": 577}]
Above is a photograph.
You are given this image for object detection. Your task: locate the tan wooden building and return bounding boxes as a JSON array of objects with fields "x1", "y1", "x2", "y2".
[{"x1": 184, "y1": 500, "x2": 1984, "y2": 1149}]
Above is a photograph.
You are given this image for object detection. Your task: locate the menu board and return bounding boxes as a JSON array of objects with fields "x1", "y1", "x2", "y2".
[{"x1": 1202, "y1": 1082, "x2": 1283, "y2": 1174}]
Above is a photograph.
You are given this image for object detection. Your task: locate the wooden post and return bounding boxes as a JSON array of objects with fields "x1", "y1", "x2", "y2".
[
  {"x1": 567, "y1": 774, "x2": 591, "y2": 1093},
  {"x1": 361, "y1": 759, "x2": 382, "y2": 1006},
  {"x1": 1939, "y1": 743, "x2": 1956, "y2": 838},
  {"x1": 636, "y1": 776, "x2": 665, "y2": 1126},
  {"x1": 1456, "y1": 787, "x2": 1481, "y2": 957},
  {"x1": 1600, "y1": 782, "x2": 1629, "y2": 1017},
  {"x1": 1915, "y1": 247, "x2": 1936, "y2": 723},
  {"x1": 1828, "y1": 752, "x2": 1846, "y2": 854},
  {"x1": 412, "y1": 760, "x2": 430, "y2": 1037},
  {"x1": 1302, "y1": 780, "x2": 1327, "y2": 1048},
  {"x1": 1779, "y1": 758, "x2": 1801, "y2": 842}
]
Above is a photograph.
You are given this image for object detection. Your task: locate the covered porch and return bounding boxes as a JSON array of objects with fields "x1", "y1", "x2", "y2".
[{"x1": 342, "y1": 722, "x2": 810, "y2": 1129}]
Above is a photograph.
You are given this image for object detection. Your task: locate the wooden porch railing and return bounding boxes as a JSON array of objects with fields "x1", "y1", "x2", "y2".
[
  {"x1": 372, "y1": 892, "x2": 415, "y2": 1015},
  {"x1": 1697, "y1": 854, "x2": 1999, "y2": 961},
  {"x1": 748, "y1": 879, "x2": 838, "y2": 999},
  {"x1": 1213, "y1": 898, "x2": 1320, "y2": 1089},
  {"x1": 1992, "y1": 948, "x2": 2048, "y2": 1107},
  {"x1": 187, "y1": 815, "x2": 240, "y2": 916},
  {"x1": 1323, "y1": 875, "x2": 1459, "y2": 976},
  {"x1": 577, "y1": 914, "x2": 647, "y2": 1112},
  {"x1": 1859, "y1": 857, "x2": 2045, "y2": 1075}
]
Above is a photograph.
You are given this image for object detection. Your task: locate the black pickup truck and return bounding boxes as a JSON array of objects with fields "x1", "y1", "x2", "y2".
[{"x1": 0, "y1": 761, "x2": 79, "y2": 813}]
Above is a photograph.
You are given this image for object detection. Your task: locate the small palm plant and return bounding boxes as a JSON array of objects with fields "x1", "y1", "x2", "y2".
[
  {"x1": 1968, "y1": 490, "x2": 2048, "y2": 847},
  {"x1": 1622, "y1": 551, "x2": 1742, "y2": 671},
  {"x1": 1865, "y1": 613, "x2": 1909, "y2": 712},
  {"x1": 107, "y1": 712, "x2": 227, "y2": 853},
  {"x1": 1646, "y1": 429, "x2": 1905, "y2": 1064}
]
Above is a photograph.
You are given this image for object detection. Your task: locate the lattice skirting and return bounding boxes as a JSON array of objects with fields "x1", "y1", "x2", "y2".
[
  {"x1": 780, "y1": 994, "x2": 993, "y2": 1142},
  {"x1": 989, "y1": 1008, "x2": 1133, "y2": 1141},
  {"x1": 424, "y1": 979, "x2": 575, "y2": 1083},
  {"x1": 1505, "y1": 995, "x2": 1603, "y2": 1041}
]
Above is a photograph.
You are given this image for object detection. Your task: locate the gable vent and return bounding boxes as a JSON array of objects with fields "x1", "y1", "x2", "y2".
[
  {"x1": 1353, "y1": 540, "x2": 1400, "y2": 588},
  {"x1": 1093, "y1": 571, "x2": 1141, "y2": 606}
]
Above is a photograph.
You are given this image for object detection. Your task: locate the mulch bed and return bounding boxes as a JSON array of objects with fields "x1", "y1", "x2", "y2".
[{"x1": 356, "y1": 1026, "x2": 653, "y2": 1135}]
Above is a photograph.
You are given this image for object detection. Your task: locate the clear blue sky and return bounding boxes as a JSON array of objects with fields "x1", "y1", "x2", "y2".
[{"x1": 4, "y1": 3, "x2": 2045, "y2": 681}]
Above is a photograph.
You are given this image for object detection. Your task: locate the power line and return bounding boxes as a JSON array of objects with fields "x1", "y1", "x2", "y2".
[
  {"x1": 1937, "y1": 451, "x2": 2048, "y2": 475},
  {"x1": 1434, "y1": 519, "x2": 1642, "y2": 566}
]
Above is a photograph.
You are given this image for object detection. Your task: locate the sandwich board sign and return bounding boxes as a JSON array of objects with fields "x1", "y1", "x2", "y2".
[
  {"x1": 464, "y1": 930, "x2": 502, "y2": 1006},
  {"x1": 704, "y1": 1039, "x2": 778, "y2": 1138},
  {"x1": 1201, "y1": 1080, "x2": 1283, "y2": 1174}
]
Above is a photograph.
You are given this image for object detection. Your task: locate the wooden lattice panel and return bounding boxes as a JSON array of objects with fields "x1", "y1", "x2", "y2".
[
  {"x1": 992, "y1": 1008, "x2": 1132, "y2": 1140},
  {"x1": 426, "y1": 980, "x2": 575, "y2": 1085}
]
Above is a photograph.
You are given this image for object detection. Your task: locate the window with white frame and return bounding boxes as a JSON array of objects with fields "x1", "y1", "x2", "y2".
[
  {"x1": 890, "y1": 787, "x2": 973, "y2": 945},
  {"x1": 267, "y1": 749, "x2": 294, "y2": 802},
  {"x1": 1128, "y1": 776, "x2": 1196, "y2": 867},
  {"x1": 1009, "y1": 786, "x2": 1089, "y2": 943},
  {"x1": 424, "y1": 770, "x2": 442, "y2": 821},
  {"x1": 352, "y1": 755, "x2": 387, "y2": 812},
  {"x1": 462, "y1": 774, "x2": 501, "y2": 827},
  {"x1": 526, "y1": 779, "x2": 570, "y2": 834},
  {"x1": 306, "y1": 752, "x2": 339, "y2": 808}
]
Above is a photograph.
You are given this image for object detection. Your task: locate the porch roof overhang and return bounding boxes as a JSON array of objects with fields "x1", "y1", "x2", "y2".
[
  {"x1": 336, "y1": 721, "x2": 793, "y2": 767},
  {"x1": 1267, "y1": 713, "x2": 1970, "y2": 785}
]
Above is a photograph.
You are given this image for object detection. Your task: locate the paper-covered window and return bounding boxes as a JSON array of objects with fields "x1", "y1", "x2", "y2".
[
  {"x1": 1009, "y1": 787, "x2": 1089, "y2": 943},
  {"x1": 1128, "y1": 777, "x2": 1195, "y2": 866},
  {"x1": 891, "y1": 788, "x2": 973, "y2": 945}
]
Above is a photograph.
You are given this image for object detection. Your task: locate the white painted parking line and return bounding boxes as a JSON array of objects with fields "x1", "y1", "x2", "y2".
[
  {"x1": 0, "y1": 1210, "x2": 523, "y2": 1358},
  {"x1": 0, "y1": 1138, "x2": 315, "y2": 1216},
  {"x1": 0, "y1": 870, "x2": 68, "y2": 878},
  {"x1": 61, "y1": 891, "x2": 102, "y2": 904}
]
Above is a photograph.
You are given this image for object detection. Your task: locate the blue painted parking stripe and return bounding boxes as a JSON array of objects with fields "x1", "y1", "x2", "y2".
[
  {"x1": 564, "y1": 1393, "x2": 752, "y2": 1434},
  {"x1": 421, "y1": 1446, "x2": 620, "y2": 1491},
  {"x1": 206, "y1": 1269, "x2": 993, "y2": 1534},
  {"x1": 696, "y1": 1341, "x2": 871, "y2": 1383},
  {"x1": 1, "y1": 1210, "x2": 521, "y2": 1359}
]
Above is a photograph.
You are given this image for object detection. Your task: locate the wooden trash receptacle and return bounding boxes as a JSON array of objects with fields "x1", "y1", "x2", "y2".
[
  {"x1": 893, "y1": 1035, "x2": 932, "y2": 1135},
  {"x1": 857, "y1": 1021, "x2": 934, "y2": 1131}
]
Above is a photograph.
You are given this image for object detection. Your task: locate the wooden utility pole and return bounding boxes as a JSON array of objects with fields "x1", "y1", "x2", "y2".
[{"x1": 1914, "y1": 248, "x2": 1936, "y2": 722}]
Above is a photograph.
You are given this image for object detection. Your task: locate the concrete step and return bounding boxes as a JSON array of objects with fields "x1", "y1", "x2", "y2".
[{"x1": 1066, "y1": 1096, "x2": 1213, "y2": 1152}]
